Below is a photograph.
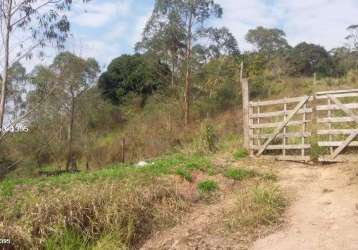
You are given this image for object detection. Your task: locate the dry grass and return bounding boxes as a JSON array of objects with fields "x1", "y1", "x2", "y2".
[
  {"x1": 0, "y1": 178, "x2": 190, "y2": 249},
  {"x1": 224, "y1": 182, "x2": 286, "y2": 233}
]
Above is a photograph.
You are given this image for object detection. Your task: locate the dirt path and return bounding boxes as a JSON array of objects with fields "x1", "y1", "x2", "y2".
[
  {"x1": 141, "y1": 161, "x2": 358, "y2": 250},
  {"x1": 140, "y1": 191, "x2": 242, "y2": 250},
  {"x1": 252, "y1": 163, "x2": 358, "y2": 250}
]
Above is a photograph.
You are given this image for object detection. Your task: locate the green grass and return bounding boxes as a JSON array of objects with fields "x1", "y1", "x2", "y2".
[
  {"x1": 0, "y1": 153, "x2": 212, "y2": 199},
  {"x1": 176, "y1": 168, "x2": 193, "y2": 182},
  {"x1": 197, "y1": 180, "x2": 218, "y2": 193},
  {"x1": 0, "y1": 179, "x2": 16, "y2": 197},
  {"x1": 44, "y1": 229, "x2": 89, "y2": 250},
  {"x1": 224, "y1": 168, "x2": 257, "y2": 181},
  {"x1": 233, "y1": 149, "x2": 248, "y2": 160}
]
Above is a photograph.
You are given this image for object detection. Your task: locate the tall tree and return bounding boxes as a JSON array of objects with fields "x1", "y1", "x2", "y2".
[
  {"x1": 7, "y1": 62, "x2": 27, "y2": 121},
  {"x1": 0, "y1": 0, "x2": 88, "y2": 131},
  {"x1": 246, "y1": 26, "x2": 289, "y2": 56},
  {"x1": 346, "y1": 24, "x2": 358, "y2": 51},
  {"x1": 138, "y1": 0, "x2": 224, "y2": 126},
  {"x1": 289, "y1": 42, "x2": 334, "y2": 76},
  {"x1": 98, "y1": 54, "x2": 170, "y2": 105},
  {"x1": 193, "y1": 27, "x2": 239, "y2": 63},
  {"x1": 136, "y1": 8, "x2": 186, "y2": 88},
  {"x1": 30, "y1": 52, "x2": 100, "y2": 171}
]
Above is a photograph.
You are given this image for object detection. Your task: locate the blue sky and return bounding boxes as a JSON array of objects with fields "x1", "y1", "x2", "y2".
[{"x1": 58, "y1": 0, "x2": 358, "y2": 69}]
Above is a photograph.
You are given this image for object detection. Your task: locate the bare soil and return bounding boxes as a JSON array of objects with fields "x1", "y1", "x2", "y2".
[
  {"x1": 252, "y1": 163, "x2": 358, "y2": 250},
  {"x1": 141, "y1": 159, "x2": 358, "y2": 250}
]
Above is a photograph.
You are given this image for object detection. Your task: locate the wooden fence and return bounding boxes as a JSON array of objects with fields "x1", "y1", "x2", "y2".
[{"x1": 241, "y1": 79, "x2": 358, "y2": 162}]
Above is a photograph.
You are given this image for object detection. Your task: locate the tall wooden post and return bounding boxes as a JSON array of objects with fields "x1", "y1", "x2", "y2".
[
  {"x1": 121, "y1": 138, "x2": 125, "y2": 163},
  {"x1": 311, "y1": 73, "x2": 319, "y2": 161},
  {"x1": 241, "y1": 78, "x2": 250, "y2": 152}
]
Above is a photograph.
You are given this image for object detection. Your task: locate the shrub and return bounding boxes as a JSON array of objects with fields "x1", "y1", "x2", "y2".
[
  {"x1": 176, "y1": 168, "x2": 193, "y2": 182},
  {"x1": 197, "y1": 180, "x2": 218, "y2": 193},
  {"x1": 224, "y1": 168, "x2": 257, "y2": 181},
  {"x1": 233, "y1": 149, "x2": 248, "y2": 160},
  {"x1": 200, "y1": 122, "x2": 218, "y2": 153}
]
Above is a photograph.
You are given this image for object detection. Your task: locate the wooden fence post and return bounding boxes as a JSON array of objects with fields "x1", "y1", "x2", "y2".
[
  {"x1": 241, "y1": 78, "x2": 250, "y2": 153},
  {"x1": 121, "y1": 138, "x2": 125, "y2": 163}
]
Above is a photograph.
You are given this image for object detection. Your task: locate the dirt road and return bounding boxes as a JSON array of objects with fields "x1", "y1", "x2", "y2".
[
  {"x1": 252, "y1": 163, "x2": 358, "y2": 250},
  {"x1": 141, "y1": 160, "x2": 358, "y2": 250}
]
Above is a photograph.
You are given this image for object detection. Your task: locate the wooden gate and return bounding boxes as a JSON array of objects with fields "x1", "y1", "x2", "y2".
[
  {"x1": 316, "y1": 89, "x2": 358, "y2": 161},
  {"x1": 244, "y1": 87, "x2": 358, "y2": 162}
]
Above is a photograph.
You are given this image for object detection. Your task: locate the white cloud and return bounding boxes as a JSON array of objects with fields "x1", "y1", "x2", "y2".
[
  {"x1": 18, "y1": 0, "x2": 358, "y2": 71},
  {"x1": 216, "y1": 0, "x2": 358, "y2": 51},
  {"x1": 71, "y1": 1, "x2": 130, "y2": 28}
]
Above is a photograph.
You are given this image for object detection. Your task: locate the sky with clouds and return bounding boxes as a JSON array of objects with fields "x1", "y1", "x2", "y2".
[{"x1": 64, "y1": 0, "x2": 358, "y2": 69}]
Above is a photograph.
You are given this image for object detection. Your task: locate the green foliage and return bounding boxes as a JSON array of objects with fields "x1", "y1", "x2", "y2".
[
  {"x1": 224, "y1": 168, "x2": 257, "y2": 181},
  {"x1": 243, "y1": 52, "x2": 267, "y2": 78},
  {"x1": 309, "y1": 135, "x2": 328, "y2": 162},
  {"x1": 0, "y1": 179, "x2": 16, "y2": 197},
  {"x1": 197, "y1": 180, "x2": 218, "y2": 193},
  {"x1": 246, "y1": 26, "x2": 289, "y2": 55},
  {"x1": 289, "y1": 42, "x2": 334, "y2": 77},
  {"x1": 194, "y1": 56, "x2": 240, "y2": 115},
  {"x1": 98, "y1": 54, "x2": 170, "y2": 105},
  {"x1": 310, "y1": 144, "x2": 327, "y2": 163},
  {"x1": 0, "y1": 154, "x2": 212, "y2": 198},
  {"x1": 176, "y1": 167, "x2": 193, "y2": 182},
  {"x1": 233, "y1": 149, "x2": 248, "y2": 160},
  {"x1": 200, "y1": 122, "x2": 218, "y2": 153},
  {"x1": 44, "y1": 229, "x2": 88, "y2": 250}
]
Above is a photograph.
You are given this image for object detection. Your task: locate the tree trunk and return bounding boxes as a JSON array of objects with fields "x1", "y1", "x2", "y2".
[
  {"x1": 184, "y1": 13, "x2": 193, "y2": 127},
  {"x1": 66, "y1": 92, "x2": 76, "y2": 171},
  {"x1": 0, "y1": 1, "x2": 13, "y2": 131}
]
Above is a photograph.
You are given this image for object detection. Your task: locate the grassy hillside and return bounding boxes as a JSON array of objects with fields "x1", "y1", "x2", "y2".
[{"x1": 0, "y1": 151, "x2": 284, "y2": 249}]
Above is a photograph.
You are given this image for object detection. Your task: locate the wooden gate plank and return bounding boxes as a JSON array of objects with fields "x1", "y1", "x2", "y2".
[
  {"x1": 327, "y1": 94, "x2": 358, "y2": 159},
  {"x1": 256, "y1": 96, "x2": 310, "y2": 156},
  {"x1": 330, "y1": 131, "x2": 358, "y2": 159},
  {"x1": 327, "y1": 95, "x2": 358, "y2": 123}
]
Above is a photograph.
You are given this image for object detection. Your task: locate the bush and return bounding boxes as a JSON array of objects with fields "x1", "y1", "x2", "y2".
[
  {"x1": 197, "y1": 180, "x2": 218, "y2": 193},
  {"x1": 200, "y1": 121, "x2": 218, "y2": 153},
  {"x1": 224, "y1": 168, "x2": 257, "y2": 181}
]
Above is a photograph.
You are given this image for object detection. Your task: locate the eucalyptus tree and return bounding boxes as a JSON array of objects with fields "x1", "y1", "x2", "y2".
[
  {"x1": 30, "y1": 52, "x2": 100, "y2": 171},
  {"x1": 7, "y1": 62, "x2": 27, "y2": 121},
  {"x1": 136, "y1": 8, "x2": 186, "y2": 88},
  {"x1": 193, "y1": 27, "x2": 239, "y2": 64},
  {"x1": 246, "y1": 26, "x2": 289, "y2": 56},
  {"x1": 138, "y1": 0, "x2": 229, "y2": 126},
  {"x1": 346, "y1": 25, "x2": 358, "y2": 51},
  {"x1": 0, "y1": 0, "x2": 88, "y2": 131}
]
